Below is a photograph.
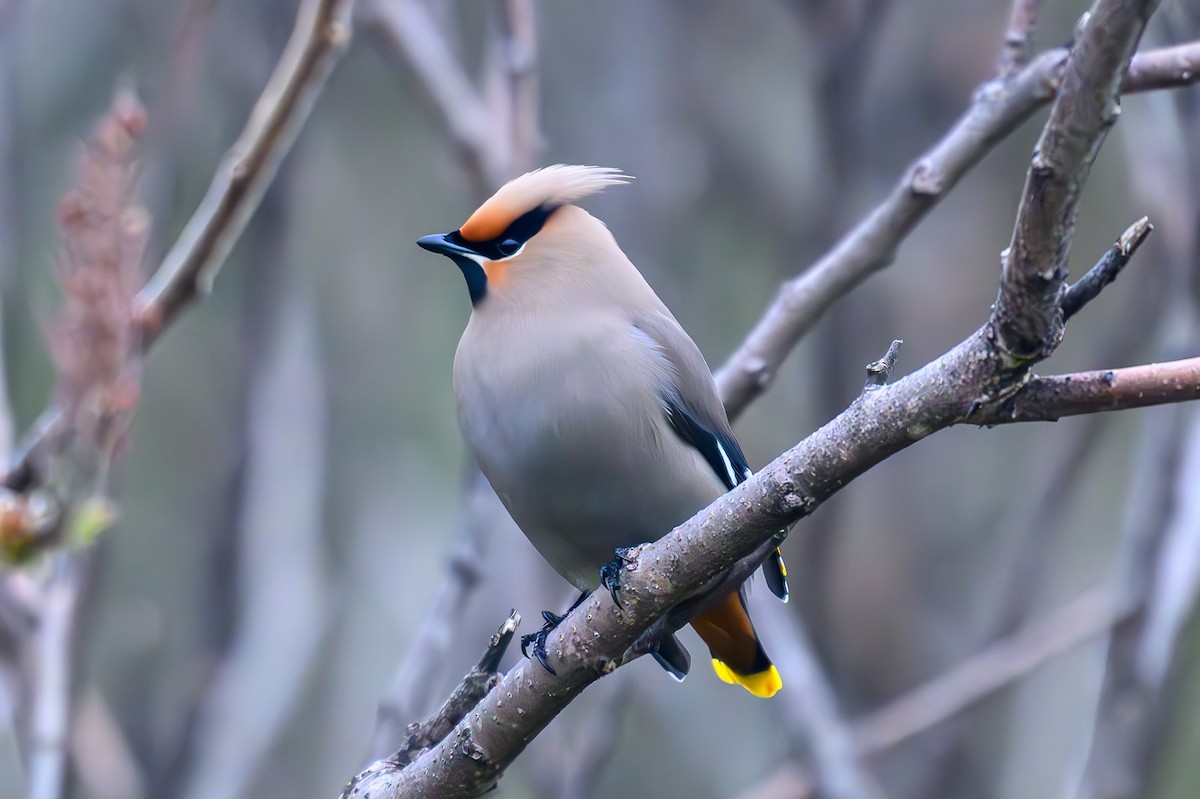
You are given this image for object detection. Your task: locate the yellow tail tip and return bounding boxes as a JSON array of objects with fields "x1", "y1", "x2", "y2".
[{"x1": 711, "y1": 659, "x2": 782, "y2": 698}]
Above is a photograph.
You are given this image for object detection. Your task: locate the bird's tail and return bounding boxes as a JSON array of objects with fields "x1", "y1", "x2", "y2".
[{"x1": 690, "y1": 591, "x2": 782, "y2": 698}]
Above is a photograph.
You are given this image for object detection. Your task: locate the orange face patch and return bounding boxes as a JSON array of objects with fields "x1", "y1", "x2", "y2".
[{"x1": 460, "y1": 201, "x2": 518, "y2": 243}]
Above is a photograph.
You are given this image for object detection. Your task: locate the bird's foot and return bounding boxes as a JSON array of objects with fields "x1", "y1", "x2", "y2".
[
  {"x1": 600, "y1": 546, "x2": 639, "y2": 612},
  {"x1": 518, "y1": 592, "x2": 590, "y2": 676},
  {"x1": 520, "y1": 610, "x2": 564, "y2": 675}
]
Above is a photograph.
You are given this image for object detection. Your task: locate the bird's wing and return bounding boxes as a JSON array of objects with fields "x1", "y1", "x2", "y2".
[{"x1": 633, "y1": 310, "x2": 789, "y2": 602}]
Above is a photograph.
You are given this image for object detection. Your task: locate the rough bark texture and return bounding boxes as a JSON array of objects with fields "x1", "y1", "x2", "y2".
[{"x1": 994, "y1": 0, "x2": 1160, "y2": 361}]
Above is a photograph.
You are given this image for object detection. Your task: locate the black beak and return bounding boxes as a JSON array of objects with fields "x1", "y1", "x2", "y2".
[{"x1": 416, "y1": 232, "x2": 478, "y2": 258}]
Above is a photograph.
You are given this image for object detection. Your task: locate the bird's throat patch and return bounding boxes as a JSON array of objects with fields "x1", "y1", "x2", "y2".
[{"x1": 483, "y1": 259, "x2": 512, "y2": 291}]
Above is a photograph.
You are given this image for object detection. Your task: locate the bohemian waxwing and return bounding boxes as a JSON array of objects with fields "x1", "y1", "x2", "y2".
[{"x1": 417, "y1": 165, "x2": 787, "y2": 697}]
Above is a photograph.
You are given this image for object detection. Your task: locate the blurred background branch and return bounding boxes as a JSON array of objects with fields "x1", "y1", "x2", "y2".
[
  {"x1": 1070, "y1": 9, "x2": 1200, "y2": 794},
  {"x1": 356, "y1": 0, "x2": 538, "y2": 192},
  {"x1": 713, "y1": 36, "x2": 1200, "y2": 420},
  {"x1": 352, "y1": 0, "x2": 552, "y2": 770},
  {"x1": 0, "y1": 1, "x2": 353, "y2": 798},
  {"x1": 738, "y1": 588, "x2": 1123, "y2": 799}
]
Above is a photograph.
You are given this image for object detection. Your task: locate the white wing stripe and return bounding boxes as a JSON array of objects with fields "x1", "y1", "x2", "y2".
[{"x1": 715, "y1": 441, "x2": 739, "y2": 486}]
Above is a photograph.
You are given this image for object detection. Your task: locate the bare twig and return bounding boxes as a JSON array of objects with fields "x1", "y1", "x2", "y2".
[
  {"x1": 136, "y1": 0, "x2": 353, "y2": 350},
  {"x1": 1122, "y1": 40, "x2": 1200, "y2": 91},
  {"x1": 968, "y1": 357, "x2": 1200, "y2": 424},
  {"x1": 356, "y1": 0, "x2": 539, "y2": 191},
  {"x1": 715, "y1": 38, "x2": 1200, "y2": 420},
  {"x1": 1062, "y1": 217, "x2": 1154, "y2": 320},
  {"x1": 343, "y1": 612, "x2": 520, "y2": 799},
  {"x1": 25, "y1": 555, "x2": 95, "y2": 799},
  {"x1": 864, "y1": 339, "x2": 903, "y2": 389},
  {"x1": 997, "y1": 0, "x2": 1045, "y2": 76}
]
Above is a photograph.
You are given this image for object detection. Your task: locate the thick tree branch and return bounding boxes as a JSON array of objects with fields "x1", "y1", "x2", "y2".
[
  {"x1": 715, "y1": 38, "x2": 1200, "y2": 420},
  {"x1": 350, "y1": 303, "x2": 1200, "y2": 797},
  {"x1": 994, "y1": 0, "x2": 1159, "y2": 360}
]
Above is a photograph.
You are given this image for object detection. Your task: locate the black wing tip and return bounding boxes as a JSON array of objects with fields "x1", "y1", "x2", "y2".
[
  {"x1": 662, "y1": 395, "x2": 750, "y2": 492},
  {"x1": 652, "y1": 633, "x2": 691, "y2": 681}
]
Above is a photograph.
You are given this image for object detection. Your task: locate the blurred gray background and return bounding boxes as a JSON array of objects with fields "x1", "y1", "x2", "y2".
[{"x1": 2, "y1": 0, "x2": 1199, "y2": 798}]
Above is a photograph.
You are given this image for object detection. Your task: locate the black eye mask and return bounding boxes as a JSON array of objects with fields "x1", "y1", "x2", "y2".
[{"x1": 449, "y1": 203, "x2": 557, "y2": 260}]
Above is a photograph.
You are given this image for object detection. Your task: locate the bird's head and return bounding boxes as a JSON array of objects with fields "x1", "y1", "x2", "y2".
[{"x1": 417, "y1": 164, "x2": 631, "y2": 306}]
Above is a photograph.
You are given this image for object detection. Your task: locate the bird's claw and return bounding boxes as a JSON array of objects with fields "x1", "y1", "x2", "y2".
[
  {"x1": 600, "y1": 547, "x2": 636, "y2": 612},
  {"x1": 520, "y1": 610, "x2": 563, "y2": 675}
]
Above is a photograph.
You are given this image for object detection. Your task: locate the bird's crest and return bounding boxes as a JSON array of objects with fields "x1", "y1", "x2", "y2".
[{"x1": 459, "y1": 165, "x2": 631, "y2": 242}]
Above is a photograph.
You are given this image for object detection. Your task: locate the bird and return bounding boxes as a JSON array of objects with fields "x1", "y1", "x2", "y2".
[{"x1": 416, "y1": 164, "x2": 788, "y2": 697}]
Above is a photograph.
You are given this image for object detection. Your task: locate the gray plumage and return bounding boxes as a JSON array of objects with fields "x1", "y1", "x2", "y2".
[
  {"x1": 453, "y1": 205, "x2": 734, "y2": 590},
  {"x1": 419, "y1": 165, "x2": 785, "y2": 695}
]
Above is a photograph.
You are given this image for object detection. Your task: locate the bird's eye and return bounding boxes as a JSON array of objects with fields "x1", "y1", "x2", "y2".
[{"x1": 497, "y1": 238, "x2": 521, "y2": 257}]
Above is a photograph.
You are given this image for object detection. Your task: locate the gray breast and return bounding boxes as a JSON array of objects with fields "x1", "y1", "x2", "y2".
[{"x1": 454, "y1": 317, "x2": 725, "y2": 589}]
